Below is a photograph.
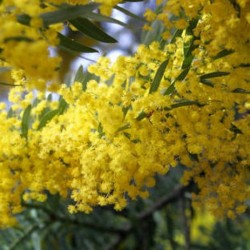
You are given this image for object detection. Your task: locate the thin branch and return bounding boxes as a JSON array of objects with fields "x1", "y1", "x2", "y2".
[
  {"x1": 136, "y1": 185, "x2": 188, "y2": 221},
  {"x1": 23, "y1": 202, "x2": 129, "y2": 234},
  {"x1": 8, "y1": 224, "x2": 39, "y2": 250},
  {"x1": 180, "y1": 194, "x2": 191, "y2": 250}
]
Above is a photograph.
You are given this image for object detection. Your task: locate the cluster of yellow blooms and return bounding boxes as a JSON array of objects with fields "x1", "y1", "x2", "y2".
[
  {"x1": 0, "y1": 0, "x2": 123, "y2": 89},
  {"x1": 0, "y1": 0, "x2": 249, "y2": 227}
]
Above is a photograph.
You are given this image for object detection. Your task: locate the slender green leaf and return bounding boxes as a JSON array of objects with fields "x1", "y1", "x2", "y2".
[
  {"x1": 21, "y1": 105, "x2": 32, "y2": 138},
  {"x1": 58, "y1": 98, "x2": 68, "y2": 114},
  {"x1": 213, "y1": 49, "x2": 234, "y2": 60},
  {"x1": 74, "y1": 65, "x2": 85, "y2": 83},
  {"x1": 149, "y1": 59, "x2": 169, "y2": 93},
  {"x1": 0, "y1": 67, "x2": 11, "y2": 73},
  {"x1": 164, "y1": 83, "x2": 175, "y2": 96},
  {"x1": 7, "y1": 108, "x2": 14, "y2": 118},
  {"x1": 38, "y1": 110, "x2": 59, "y2": 130},
  {"x1": 122, "y1": 0, "x2": 144, "y2": 2},
  {"x1": 4, "y1": 36, "x2": 33, "y2": 43},
  {"x1": 70, "y1": 18, "x2": 117, "y2": 43},
  {"x1": 200, "y1": 71, "x2": 230, "y2": 80},
  {"x1": 136, "y1": 111, "x2": 147, "y2": 121},
  {"x1": 58, "y1": 33, "x2": 98, "y2": 53},
  {"x1": 41, "y1": 3, "x2": 98, "y2": 26},
  {"x1": 83, "y1": 12, "x2": 128, "y2": 27},
  {"x1": 116, "y1": 124, "x2": 131, "y2": 133},
  {"x1": 163, "y1": 67, "x2": 190, "y2": 95},
  {"x1": 199, "y1": 79, "x2": 214, "y2": 87},
  {"x1": 176, "y1": 67, "x2": 190, "y2": 82},
  {"x1": 232, "y1": 88, "x2": 250, "y2": 94},
  {"x1": 16, "y1": 14, "x2": 31, "y2": 25},
  {"x1": 17, "y1": 3, "x2": 98, "y2": 26},
  {"x1": 164, "y1": 100, "x2": 204, "y2": 111},
  {"x1": 114, "y1": 6, "x2": 145, "y2": 22},
  {"x1": 170, "y1": 29, "x2": 183, "y2": 44},
  {"x1": 0, "y1": 81, "x2": 19, "y2": 87},
  {"x1": 142, "y1": 20, "x2": 165, "y2": 45}
]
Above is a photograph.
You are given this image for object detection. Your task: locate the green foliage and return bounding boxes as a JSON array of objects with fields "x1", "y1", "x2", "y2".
[{"x1": 0, "y1": 166, "x2": 249, "y2": 249}]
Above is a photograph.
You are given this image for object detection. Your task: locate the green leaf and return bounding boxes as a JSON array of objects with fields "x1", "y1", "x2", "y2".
[
  {"x1": 163, "y1": 67, "x2": 190, "y2": 95},
  {"x1": 74, "y1": 65, "x2": 85, "y2": 83},
  {"x1": 199, "y1": 79, "x2": 214, "y2": 87},
  {"x1": 114, "y1": 6, "x2": 145, "y2": 22},
  {"x1": 0, "y1": 67, "x2": 11, "y2": 73},
  {"x1": 0, "y1": 81, "x2": 18, "y2": 87},
  {"x1": 57, "y1": 98, "x2": 68, "y2": 114},
  {"x1": 16, "y1": 14, "x2": 31, "y2": 25},
  {"x1": 200, "y1": 71, "x2": 230, "y2": 80},
  {"x1": 70, "y1": 18, "x2": 117, "y2": 43},
  {"x1": 116, "y1": 124, "x2": 131, "y2": 133},
  {"x1": 149, "y1": 59, "x2": 169, "y2": 93},
  {"x1": 170, "y1": 29, "x2": 183, "y2": 44},
  {"x1": 58, "y1": 33, "x2": 98, "y2": 53},
  {"x1": 136, "y1": 111, "x2": 147, "y2": 121},
  {"x1": 17, "y1": 3, "x2": 98, "y2": 26},
  {"x1": 38, "y1": 110, "x2": 59, "y2": 130},
  {"x1": 41, "y1": 3, "x2": 98, "y2": 26},
  {"x1": 164, "y1": 100, "x2": 204, "y2": 111},
  {"x1": 164, "y1": 83, "x2": 175, "y2": 96},
  {"x1": 83, "y1": 12, "x2": 128, "y2": 27},
  {"x1": 7, "y1": 108, "x2": 14, "y2": 118},
  {"x1": 213, "y1": 49, "x2": 234, "y2": 60},
  {"x1": 232, "y1": 88, "x2": 250, "y2": 94},
  {"x1": 142, "y1": 20, "x2": 165, "y2": 45},
  {"x1": 122, "y1": 0, "x2": 145, "y2": 2},
  {"x1": 4, "y1": 36, "x2": 33, "y2": 43},
  {"x1": 21, "y1": 105, "x2": 32, "y2": 138}
]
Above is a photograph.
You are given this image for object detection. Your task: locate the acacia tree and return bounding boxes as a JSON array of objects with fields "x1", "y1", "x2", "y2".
[{"x1": 0, "y1": 0, "x2": 249, "y2": 249}]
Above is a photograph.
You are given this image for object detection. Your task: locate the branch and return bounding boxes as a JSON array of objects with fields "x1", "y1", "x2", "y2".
[
  {"x1": 180, "y1": 194, "x2": 191, "y2": 250},
  {"x1": 23, "y1": 202, "x2": 129, "y2": 234},
  {"x1": 136, "y1": 185, "x2": 188, "y2": 220},
  {"x1": 8, "y1": 224, "x2": 39, "y2": 250}
]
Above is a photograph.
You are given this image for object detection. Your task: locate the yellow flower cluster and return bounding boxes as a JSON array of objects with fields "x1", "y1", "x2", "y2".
[
  {"x1": 0, "y1": 0, "x2": 249, "y2": 227},
  {"x1": 0, "y1": 0, "x2": 123, "y2": 90}
]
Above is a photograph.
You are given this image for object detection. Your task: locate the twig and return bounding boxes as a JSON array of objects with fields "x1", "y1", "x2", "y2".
[
  {"x1": 136, "y1": 185, "x2": 188, "y2": 220},
  {"x1": 8, "y1": 224, "x2": 39, "y2": 250},
  {"x1": 23, "y1": 202, "x2": 129, "y2": 234},
  {"x1": 180, "y1": 194, "x2": 191, "y2": 250}
]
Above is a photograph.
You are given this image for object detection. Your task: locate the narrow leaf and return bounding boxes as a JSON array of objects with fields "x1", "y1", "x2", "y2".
[
  {"x1": 164, "y1": 83, "x2": 175, "y2": 96},
  {"x1": 4, "y1": 36, "x2": 33, "y2": 43},
  {"x1": 114, "y1": 6, "x2": 145, "y2": 22},
  {"x1": 16, "y1": 14, "x2": 31, "y2": 25},
  {"x1": 41, "y1": 3, "x2": 98, "y2": 26},
  {"x1": 0, "y1": 81, "x2": 19, "y2": 87},
  {"x1": 7, "y1": 108, "x2": 14, "y2": 118},
  {"x1": 200, "y1": 71, "x2": 230, "y2": 80},
  {"x1": 58, "y1": 98, "x2": 68, "y2": 114},
  {"x1": 0, "y1": 67, "x2": 11, "y2": 73},
  {"x1": 116, "y1": 124, "x2": 131, "y2": 133},
  {"x1": 232, "y1": 88, "x2": 250, "y2": 94},
  {"x1": 58, "y1": 33, "x2": 98, "y2": 53},
  {"x1": 70, "y1": 18, "x2": 117, "y2": 43},
  {"x1": 213, "y1": 49, "x2": 234, "y2": 60},
  {"x1": 149, "y1": 59, "x2": 169, "y2": 93},
  {"x1": 163, "y1": 68, "x2": 190, "y2": 95},
  {"x1": 38, "y1": 110, "x2": 59, "y2": 130},
  {"x1": 74, "y1": 65, "x2": 85, "y2": 83},
  {"x1": 83, "y1": 12, "x2": 128, "y2": 27},
  {"x1": 199, "y1": 79, "x2": 214, "y2": 87},
  {"x1": 164, "y1": 101, "x2": 204, "y2": 111},
  {"x1": 136, "y1": 111, "x2": 147, "y2": 121},
  {"x1": 170, "y1": 29, "x2": 183, "y2": 43},
  {"x1": 21, "y1": 105, "x2": 32, "y2": 138}
]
